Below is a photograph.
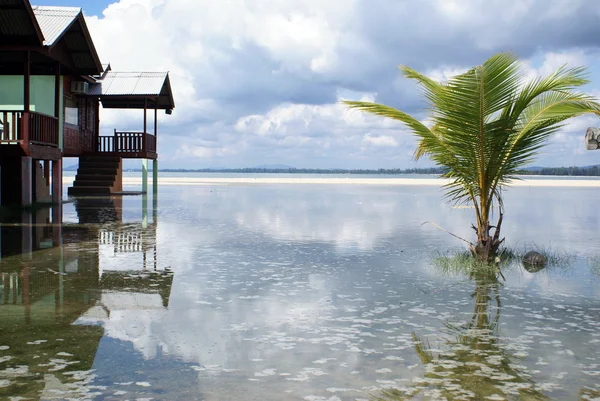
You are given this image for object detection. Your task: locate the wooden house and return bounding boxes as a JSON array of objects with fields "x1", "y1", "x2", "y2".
[{"x1": 0, "y1": 0, "x2": 175, "y2": 206}]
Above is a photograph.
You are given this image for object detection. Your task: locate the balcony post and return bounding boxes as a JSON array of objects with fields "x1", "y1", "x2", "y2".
[
  {"x1": 24, "y1": 51, "x2": 30, "y2": 112},
  {"x1": 55, "y1": 62, "x2": 61, "y2": 149},
  {"x1": 143, "y1": 98, "x2": 147, "y2": 152},
  {"x1": 23, "y1": 51, "x2": 30, "y2": 143}
]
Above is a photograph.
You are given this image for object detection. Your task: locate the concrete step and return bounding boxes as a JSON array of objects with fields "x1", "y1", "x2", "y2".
[
  {"x1": 78, "y1": 161, "x2": 120, "y2": 169},
  {"x1": 75, "y1": 174, "x2": 116, "y2": 182},
  {"x1": 73, "y1": 180, "x2": 115, "y2": 187},
  {"x1": 77, "y1": 166, "x2": 117, "y2": 174},
  {"x1": 68, "y1": 186, "x2": 112, "y2": 196},
  {"x1": 80, "y1": 156, "x2": 121, "y2": 163}
]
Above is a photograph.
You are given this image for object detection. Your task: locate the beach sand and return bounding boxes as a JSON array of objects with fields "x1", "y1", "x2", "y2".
[{"x1": 63, "y1": 176, "x2": 600, "y2": 187}]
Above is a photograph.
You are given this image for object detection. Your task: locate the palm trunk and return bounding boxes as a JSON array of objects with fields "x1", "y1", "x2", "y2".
[{"x1": 470, "y1": 202, "x2": 504, "y2": 262}]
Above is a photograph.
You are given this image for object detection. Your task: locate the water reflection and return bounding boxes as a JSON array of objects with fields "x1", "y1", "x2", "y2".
[
  {"x1": 0, "y1": 196, "x2": 172, "y2": 400},
  {"x1": 0, "y1": 185, "x2": 599, "y2": 400},
  {"x1": 376, "y1": 268, "x2": 549, "y2": 400}
]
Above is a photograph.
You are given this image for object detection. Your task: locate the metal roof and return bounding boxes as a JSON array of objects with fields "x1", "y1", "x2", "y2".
[
  {"x1": 0, "y1": 0, "x2": 45, "y2": 45},
  {"x1": 89, "y1": 72, "x2": 169, "y2": 96},
  {"x1": 31, "y1": 5, "x2": 80, "y2": 46},
  {"x1": 88, "y1": 71, "x2": 175, "y2": 110}
]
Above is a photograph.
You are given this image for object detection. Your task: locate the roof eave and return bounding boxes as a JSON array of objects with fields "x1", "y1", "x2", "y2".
[
  {"x1": 46, "y1": 10, "x2": 103, "y2": 75},
  {"x1": 163, "y1": 74, "x2": 175, "y2": 110},
  {"x1": 75, "y1": 12, "x2": 103, "y2": 75},
  {"x1": 24, "y1": 0, "x2": 45, "y2": 46}
]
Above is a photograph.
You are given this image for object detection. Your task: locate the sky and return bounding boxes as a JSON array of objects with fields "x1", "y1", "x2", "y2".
[{"x1": 36, "y1": 0, "x2": 600, "y2": 169}]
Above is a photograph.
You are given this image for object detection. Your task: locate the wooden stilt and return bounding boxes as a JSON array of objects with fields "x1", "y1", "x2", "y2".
[
  {"x1": 142, "y1": 158, "x2": 148, "y2": 194},
  {"x1": 21, "y1": 157, "x2": 32, "y2": 206},
  {"x1": 142, "y1": 193, "x2": 148, "y2": 229},
  {"x1": 52, "y1": 159, "x2": 62, "y2": 247},
  {"x1": 153, "y1": 159, "x2": 158, "y2": 196},
  {"x1": 44, "y1": 160, "x2": 50, "y2": 186},
  {"x1": 51, "y1": 159, "x2": 62, "y2": 204}
]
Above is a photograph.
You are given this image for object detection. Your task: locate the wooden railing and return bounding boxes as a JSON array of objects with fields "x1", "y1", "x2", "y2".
[
  {"x1": 97, "y1": 131, "x2": 156, "y2": 154},
  {"x1": 0, "y1": 110, "x2": 59, "y2": 147},
  {"x1": 29, "y1": 112, "x2": 59, "y2": 146},
  {"x1": 0, "y1": 111, "x2": 21, "y2": 142},
  {"x1": 99, "y1": 229, "x2": 144, "y2": 253}
]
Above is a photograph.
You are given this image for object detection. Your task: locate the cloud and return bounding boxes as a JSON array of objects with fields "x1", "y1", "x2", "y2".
[{"x1": 84, "y1": 0, "x2": 600, "y2": 168}]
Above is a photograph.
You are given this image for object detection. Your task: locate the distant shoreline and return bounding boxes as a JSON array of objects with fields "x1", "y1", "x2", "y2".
[
  {"x1": 62, "y1": 166, "x2": 600, "y2": 177},
  {"x1": 61, "y1": 175, "x2": 600, "y2": 187}
]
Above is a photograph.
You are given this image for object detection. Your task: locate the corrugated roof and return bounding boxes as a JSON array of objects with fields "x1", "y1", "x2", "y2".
[
  {"x1": 31, "y1": 5, "x2": 80, "y2": 46},
  {"x1": 0, "y1": 0, "x2": 45, "y2": 45},
  {"x1": 87, "y1": 71, "x2": 175, "y2": 110},
  {"x1": 89, "y1": 72, "x2": 169, "y2": 96}
]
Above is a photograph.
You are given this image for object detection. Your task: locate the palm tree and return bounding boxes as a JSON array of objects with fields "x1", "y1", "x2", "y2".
[{"x1": 345, "y1": 53, "x2": 600, "y2": 261}]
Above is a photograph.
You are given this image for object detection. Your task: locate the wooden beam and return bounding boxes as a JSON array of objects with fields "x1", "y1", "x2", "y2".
[{"x1": 24, "y1": 143, "x2": 62, "y2": 160}]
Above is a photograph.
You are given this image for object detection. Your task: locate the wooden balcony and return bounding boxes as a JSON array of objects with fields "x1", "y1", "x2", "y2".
[
  {"x1": 0, "y1": 110, "x2": 61, "y2": 159},
  {"x1": 94, "y1": 130, "x2": 157, "y2": 159}
]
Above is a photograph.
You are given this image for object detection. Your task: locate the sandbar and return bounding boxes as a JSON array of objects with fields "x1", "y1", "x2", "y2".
[{"x1": 62, "y1": 176, "x2": 600, "y2": 187}]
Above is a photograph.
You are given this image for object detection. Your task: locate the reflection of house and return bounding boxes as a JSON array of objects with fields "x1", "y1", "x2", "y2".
[
  {"x1": 100, "y1": 269, "x2": 174, "y2": 308},
  {"x1": 0, "y1": 209, "x2": 53, "y2": 257},
  {"x1": 0, "y1": 197, "x2": 172, "y2": 399},
  {"x1": 0, "y1": 0, "x2": 175, "y2": 207},
  {"x1": 0, "y1": 230, "x2": 104, "y2": 399}
]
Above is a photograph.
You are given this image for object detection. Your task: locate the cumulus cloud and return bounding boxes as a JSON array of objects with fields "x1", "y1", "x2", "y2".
[{"x1": 84, "y1": 0, "x2": 600, "y2": 168}]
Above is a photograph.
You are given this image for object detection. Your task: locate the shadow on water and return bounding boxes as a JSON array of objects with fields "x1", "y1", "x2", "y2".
[{"x1": 0, "y1": 196, "x2": 173, "y2": 400}]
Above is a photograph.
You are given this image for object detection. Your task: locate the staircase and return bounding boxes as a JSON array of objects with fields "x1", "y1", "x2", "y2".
[{"x1": 68, "y1": 156, "x2": 122, "y2": 196}]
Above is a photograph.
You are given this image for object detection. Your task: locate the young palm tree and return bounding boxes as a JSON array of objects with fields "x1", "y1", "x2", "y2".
[{"x1": 345, "y1": 52, "x2": 600, "y2": 261}]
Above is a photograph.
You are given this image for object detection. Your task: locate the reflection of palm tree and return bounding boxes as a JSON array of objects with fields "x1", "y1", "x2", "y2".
[
  {"x1": 579, "y1": 387, "x2": 600, "y2": 400},
  {"x1": 375, "y1": 271, "x2": 548, "y2": 401}
]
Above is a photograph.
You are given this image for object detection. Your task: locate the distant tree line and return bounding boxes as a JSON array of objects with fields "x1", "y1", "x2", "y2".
[
  {"x1": 517, "y1": 166, "x2": 600, "y2": 176},
  {"x1": 124, "y1": 165, "x2": 600, "y2": 176},
  {"x1": 154, "y1": 167, "x2": 450, "y2": 175}
]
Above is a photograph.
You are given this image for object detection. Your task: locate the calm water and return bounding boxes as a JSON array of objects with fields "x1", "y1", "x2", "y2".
[{"x1": 0, "y1": 181, "x2": 599, "y2": 400}]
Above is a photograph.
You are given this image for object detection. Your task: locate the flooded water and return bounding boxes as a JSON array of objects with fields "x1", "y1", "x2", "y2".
[{"x1": 0, "y1": 182, "x2": 599, "y2": 400}]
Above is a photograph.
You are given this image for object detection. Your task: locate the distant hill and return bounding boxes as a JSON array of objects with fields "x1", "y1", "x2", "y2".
[
  {"x1": 64, "y1": 164, "x2": 78, "y2": 171},
  {"x1": 254, "y1": 164, "x2": 294, "y2": 169}
]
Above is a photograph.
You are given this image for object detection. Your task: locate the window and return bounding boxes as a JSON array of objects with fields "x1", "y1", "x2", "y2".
[{"x1": 65, "y1": 97, "x2": 78, "y2": 125}]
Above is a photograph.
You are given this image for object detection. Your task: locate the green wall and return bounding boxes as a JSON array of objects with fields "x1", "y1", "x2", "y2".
[
  {"x1": 0, "y1": 75, "x2": 56, "y2": 115},
  {"x1": 0, "y1": 76, "x2": 24, "y2": 110},
  {"x1": 31, "y1": 76, "x2": 55, "y2": 116},
  {"x1": 0, "y1": 75, "x2": 64, "y2": 150}
]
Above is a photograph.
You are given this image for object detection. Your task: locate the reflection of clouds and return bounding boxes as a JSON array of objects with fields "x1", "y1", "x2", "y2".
[
  {"x1": 504, "y1": 264, "x2": 600, "y2": 300},
  {"x1": 66, "y1": 184, "x2": 600, "y2": 398},
  {"x1": 76, "y1": 292, "x2": 169, "y2": 360},
  {"x1": 92, "y1": 272, "x2": 340, "y2": 368},
  {"x1": 179, "y1": 185, "x2": 472, "y2": 250},
  {"x1": 501, "y1": 187, "x2": 600, "y2": 255}
]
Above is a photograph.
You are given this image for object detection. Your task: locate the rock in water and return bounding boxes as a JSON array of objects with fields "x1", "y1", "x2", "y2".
[
  {"x1": 586, "y1": 127, "x2": 600, "y2": 150},
  {"x1": 522, "y1": 251, "x2": 547, "y2": 272}
]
